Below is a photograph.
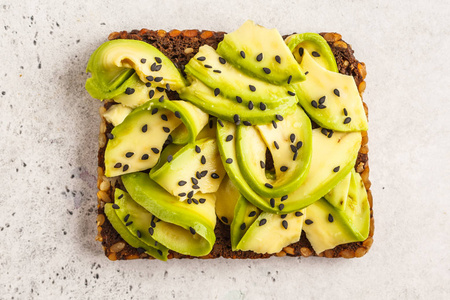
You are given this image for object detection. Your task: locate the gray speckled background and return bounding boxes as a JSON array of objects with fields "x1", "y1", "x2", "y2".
[{"x1": 1, "y1": 0, "x2": 449, "y2": 299}]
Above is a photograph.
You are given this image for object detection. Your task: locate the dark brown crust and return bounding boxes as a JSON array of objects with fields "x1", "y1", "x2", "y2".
[{"x1": 95, "y1": 29, "x2": 373, "y2": 261}]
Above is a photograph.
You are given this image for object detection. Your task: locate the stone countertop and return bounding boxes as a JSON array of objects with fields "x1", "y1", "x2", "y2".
[{"x1": 0, "y1": 0, "x2": 449, "y2": 299}]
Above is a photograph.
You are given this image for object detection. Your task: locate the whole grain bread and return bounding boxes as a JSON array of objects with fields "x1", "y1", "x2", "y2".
[{"x1": 95, "y1": 29, "x2": 373, "y2": 260}]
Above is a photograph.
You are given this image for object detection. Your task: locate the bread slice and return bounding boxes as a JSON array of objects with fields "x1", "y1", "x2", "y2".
[{"x1": 94, "y1": 28, "x2": 373, "y2": 260}]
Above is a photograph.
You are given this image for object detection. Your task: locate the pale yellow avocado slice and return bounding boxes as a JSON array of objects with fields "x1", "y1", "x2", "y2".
[
  {"x1": 169, "y1": 101, "x2": 209, "y2": 144},
  {"x1": 103, "y1": 104, "x2": 133, "y2": 126},
  {"x1": 215, "y1": 175, "x2": 240, "y2": 225},
  {"x1": 113, "y1": 74, "x2": 167, "y2": 108},
  {"x1": 324, "y1": 171, "x2": 352, "y2": 211}
]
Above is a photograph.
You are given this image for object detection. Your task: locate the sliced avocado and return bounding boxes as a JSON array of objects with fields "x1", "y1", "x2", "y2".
[
  {"x1": 169, "y1": 101, "x2": 209, "y2": 144},
  {"x1": 215, "y1": 174, "x2": 240, "y2": 225},
  {"x1": 324, "y1": 171, "x2": 352, "y2": 211},
  {"x1": 196, "y1": 117, "x2": 217, "y2": 140},
  {"x1": 236, "y1": 104, "x2": 312, "y2": 198},
  {"x1": 180, "y1": 78, "x2": 297, "y2": 125},
  {"x1": 216, "y1": 20, "x2": 305, "y2": 85},
  {"x1": 149, "y1": 138, "x2": 226, "y2": 200},
  {"x1": 103, "y1": 104, "x2": 133, "y2": 126},
  {"x1": 86, "y1": 39, "x2": 186, "y2": 100},
  {"x1": 185, "y1": 45, "x2": 298, "y2": 105},
  {"x1": 286, "y1": 33, "x2": 338, "y2": 72},
  {"x1": 104, "y1": 189, "x2": 169, "y2": 260},
  {"x1": 293, "y1": 51, "x2": 368, "y2": 131},
  {"x1": 230, "y1": 196, "x2": 261, "y2": 250},
  {"x1": 122, "y1": 172, "x2": 216, "y2": 256}
]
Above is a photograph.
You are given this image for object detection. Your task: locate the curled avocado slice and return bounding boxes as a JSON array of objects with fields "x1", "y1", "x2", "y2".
[
  {"x1": 216, "y1": 20, "x2": 305, "y2": 85},
  {"x1": 230, "y1": 196, "x2": 261, "y2": 250},
  {"x1": 104, "y1": 189, "x2": 169, "y2": 260},
  {"x1": 86, "y1": 39, "x2": 186, "y2": 100},
  {"x1": 122, "y1": 172, "x2": 217, "y2": 257},
  {"x1": 236, "y1": 104, "x2": 312, "y2": 198},
  {"x1": 325, "y1": 171, "x2": 352, "y2": 211},
  {"x1": 149, "y1": 138, "x2": 226, "y2": 200},
  {"x1": 103, "y1": 104, "x2": 133, "y2": 126},
  {"x1": 286, "y1": 33, "x2": 338, "y2": 72},
  {"x1": 169, "y1": 101, "x2": 209, "y2": 144},
  {"x1": 215, "y1": 174, "x2": 241, "y2": 225}
]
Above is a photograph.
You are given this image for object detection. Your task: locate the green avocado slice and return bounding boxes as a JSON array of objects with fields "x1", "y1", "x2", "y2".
[
  {"x1": 149, "y1": 138, "x2": 226, "y2": 200},
  {"x1": 286, "y1": 33, "x2": 338, "y2": 72},
  {"x1": 293, "y1": 51, "x2": 368, "y2": 131},
  {"x1": 122, "y1": 172, "x2": 216, "y2": 257},
  {"x1": 236, "y1": 104, "x2": 312, "y2": 198},
  {"x1": 86, "y1": 39, "x2": 186, "y2": 100},
  {"x1": 215, "y1": 174, "x2": 240, "y2": 225},
  {"x1": 185, "y1": 45, "x2": 298, "y2": 105},
  {"x1": 104, "y1": 189, "x2": 169, "y2": 261},
  {"x1": 324, "y1": 171, "x2": 352, "y2": 211},
  {"x1": 230, "y1": 196, "x2": 261, "y2": 250},
  {"x1": 216, "y1": 20, "x2": 305, "y2": 85},
  {"x1": 180, "y1": 78, "x2": 297, "y2": 125}
]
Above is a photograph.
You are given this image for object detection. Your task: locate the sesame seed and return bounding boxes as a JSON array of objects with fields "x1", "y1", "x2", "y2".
[
  {"x1": 146, "y1": 76, "x2": 154, "y2": 81},
  {"x1": 295, "y1": 211, "x2": 303, "y2": 217},
  {"x1": 199, "y1": 198, "x2": 206, "y2": 203},
  {"x1": 328, "y1": 131, "x2": 333, "y2": 138},
  {"x1": 293, "y1": 151, "x2": 298, "y2": 161},
  {"x1": 318, "y1": 104, "x2": 327, "y2": 109},
  {"x1": 221, "y1": 216, "x2": 228, "y2": 223},
  {"x1": 189, "y1": 227, "x2": 196, "y2": 234},
  {"x1": 274, "y1": 141, "x2": 279, "y2": 149},
  {"x1": 240, "y1": 51, "x2": 246, "y2": 58},
  {"x1": 141, "y1": 124, "x2": 148, "y2": 133},
  {"x1": 141, "y1": 58, "x2": 147, "y2": 63},
  {"x1": 175, "y1": 111, "x2": 181, "y2": 118},
  {"x1": 209, "y1": 119, "x2": 213, "y2": 129},
  {"x1": 204, "y1": 64, "x2": 212, "y2": 68},
  {"x1": 112, "y1": 204, "x2": 120, "y2": 209},
  {"x1": 192, "y1": 198, "x2": 199, "y2": 204},
  {"x1": 334, "y1": 89, "x2": 340, "y2": 97},
  {"x1": 311, "y1": 100, "x2": 318, "y2": 108},
  {"x1": 275, "y1": 55, "x2": 281, "y2": 64},
  {"x1": 106, "y1": 133, "x2": 114, "y2": 140},
  {"x1": 272, "y1": 120, "x2": 278, "y2": 128},
  {"x1": 248, "y1": 211, "x2": 256, "y2": 217},
  {"x1": 155, "y1": 64, "x2": 162, "y2": 71},
  {"x1": 279, "y1": 204, "x2": 285, "y2": 211},
  {"x1": 290, "y1": 134, "x2": 295, "y2": 143},
  {"x1": 343, "y1": 108, "x2": 348, "y2": 116},
  {"x1": 270, "y1": 199, "x2": 275, "y2": 208},
  {"x1": 200, "y1": 170, "x2": 208, "y2": 177},
  {"x1": 196, "y1": 171, "x2": 201, "y2": 179},
  {"x1": 161, "y1": 114, "x2": 168, "y2": 121},
  {"x1": 226, "y1": 135, "x2": 233, "y2": 142},
  {"x1": 276, "y1": 114, "x2": 283, "y2": 121},
  {"x1": 125, "y1": 87, "x2": 135, "y2": 95},
  {"x1": 243, "y1": 121, "x2": 251, "y2": 126},
  {"x1": 259, "y1": 219, "x2": 267, "y2": 226},
  {"x1": 333, "y1": 166, "x2": 340, "y2": 172},
  {"x1": 248, "y1": 101, "x2": 254, "y2": 110},
  {"x1": 201, "y1": 155, "x2": 206, "y2": 164},
  {"x1": 166, "y1": 83, "x2": 171, "y2": 91},
  {"x1": 211, "y1": 173, "x2": 220, "y2": 179},
  {"x1": 213, "y1": 69, "x2": 222, "y2": 73},
  {"x1": 187, "y1": 198, "x2": 193, "y2": 204},
  {"x1": 288, "y1": 91, "x2": 296, "y2": 96},
  {"x1": 298, "y1": 47, "x2": 304, "y2": 56},
  {"x1": 114, "y1": 163, "x2": 122, "y2": 168},
  {"x1": 125, "y1": 152, "x2": 134, "y2": 158},
  {"x1": 281, "y1": 214, "x2": 287, "y2": 219},
  {"x1": 319, "y1": 96, "x2": 326, "y2": 104},
  {"x1": 305, "y1": 219, "x2": 313, "y2": 225},
  {"x1": 178, "y1": 180, "x2": 187, "y2": 186},
  {"x1": 219, "y1": 57, "x2": 226, "y2": 64},
  {"x1": 312, "y1": 51, "x2": 320, "y2": 57},
  {"x1": 240, "y1": 223, "x2": 246, "y2": 230},
  {"x1": 197, "y1": 56, "x2": 206, "y2": 61},
  {"x1": 141, "y1": 154, "x2": 149, "y2": 160},
  {"x1": 281, "y1": 195, "x2": 288, "y2": 201},
  {"x1": 191, "y1": 177, "x2": 198, "y2": 185},
  {"x1": 136, "y1": 230, "x2": 142, "y2": 238},
  {"x1": 163, "y1": 127, "x2": 170, "y2": 133},
  {"x1": 233, "y1": 114, "x2": 240, "y2": 125},
  {"x1": 125, "y1": 221, "x2": 133, "y2": 226},
  {"x1": 265, "y1": 183, "x2": 273, "y2": 188},
  {"x1": 226, "y1": 158, "x2": 233, "y2": 164},
  {"x1": 118, "y1": 194, "x2": 124, "y2": 199},
  {"x1": 260, "y1": 102, "x2": 266, "y2": 111},
  {"x1": 280, "y1": 166, "x2": 288, "y2": 172},
  {"x1": 263, "y1": 67, "x2": 271, "y2": 74},
  {"x1": 154, "y1": 77, "x2": 163, "y2": 82},
  {"x1": 297, "y1": 141, "x2": 303, "y2": 149},
  {"x1": 178, "y1": 192, "x2": 186, "y2": 197},
  {"x1": 287, "y1": 75, "x2": 292, "y2": 84},
  {"x1": 151, "y1": 63, "x2": 157, "y2": 71},
  {"x1": 157, "y1": 250, "x2": 163, "y2": 256},
  {"x1": 146, "y1": 82, "x2": 151, "y2": 87},
  {"x1": 151, "y1": 148, "x2": 159, "y2": 154},
  {"x1": 249, "y1": 85, "x2": 256, "y2": 92},
  {"x1": 321, "y1": 128, "x2": 329, "y2": 136},
  {"x1": 187, "y1": 191, "x2": 194, "y2": 198},
  {"x1": 344, "y1": 117, "x2": 352, "y2": 124},
  {"x1": 290, "y1": 144, "x2": 298, "y2": 153},
  {"x1": 123, "y1": 165, "x2": 129, "y2": 172},
  {"x1": 148, "y1": 227, "x2": 154, "y2": 235},
  {"x1": 195, "y1": 145, "x2": 201, "y2": 153},
  {"x1": 124, "y1": 214, "x2": 129, "y2": 222},
  {"x1": 305, "y1": 71, "x2": 309, "y2": 75},
  {"x1": 260, "y1": 161, "x2": 265, "y2": 169},
  {"x1": 214, "y1": 88, "x2": 220, "y2": 97},
  {"x1": 156, "y1": 87, "x2": 165, "y2": 92},
  {"x1": 155, "y1": 57, "x2": 162, "y2": 63},
  {"x1": 236, "y1": 96, "x2": 243, "y2": 103},
  {"x1": 218, "y1": 120, "x2": 224, "y2": 127},
  {"x1": 256, "y1": 53, "x2": 263, "y2": 61},
  {"x1": 151, "y1": 108, "x2": 158, "y2": 115},
  {"x1": 159, "y1": 95, "x2": 165, "y2": 102},
  {"x1": 328, "y1": 214, "x2": 334, "y2": 222},
  {"x1": 282, "y1": 220, "x2": 288, "y2": 229}
]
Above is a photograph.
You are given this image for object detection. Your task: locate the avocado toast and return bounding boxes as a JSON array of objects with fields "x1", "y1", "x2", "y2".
[{"x1": 91, "y1": 21, "x2": 373, "y2": 260}]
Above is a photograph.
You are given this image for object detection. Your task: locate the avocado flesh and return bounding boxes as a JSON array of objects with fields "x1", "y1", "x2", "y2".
[
  {"x1": 325, "y1": 171, "x2": 352, "y2": 211},
  {"x1": 215, "y1": 174, "x2": 240, "y2": 225},
  {"x1": 122, "y1": 172, "x2": 216, "y2": 256},
  {"x1": 149, "y1": 138, "x2": 226, "y2": 200},
  {"x1": 196, "y1": 117, "x2": 217, "y2": 140},
  {"x1": 104, "y1": 189, "x2": 169, "y2": 261},
  {"x1": 230, "y1": 196, "x2": 261, "y2": 250},
  {"x1": 169, "y1": 100, "x2": 209, "y2": 144},
  {"x1": 286, "y1": 33, "x2": 338, "y2": 72},
  {"x1": 180, "y1": 78, "x2": 297, "y2": 125},
  {"x1": 236, "y1": 104, "x2": 312, "y2": 198},
  {"x1": 293, "y1": 51, "x2": 368, "y2": 131},
  {"x1": 103, "y1": 104, "x2": 133, "y2": 126},
  {"x1": 86, "y1": 39, "x2": 186, "y2": 100},
  {"x1": 185, "y1": 45, "x2": 298, "y2": 105},
  {"x1": 216, "y1": 20, "x2": 305, "y2": 85}
]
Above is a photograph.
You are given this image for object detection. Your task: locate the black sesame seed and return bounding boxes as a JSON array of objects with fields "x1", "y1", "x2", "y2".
[
  {"x1": 195, "y1": 145, "x2": 201, "y2": 153},
  {"x1": 151, "y1": 108, "x2": 158, "y2": 115},
  {"x1": 248, "y1": 101, "x2": 254, "y2": 110},
  {"x1": 204, "y1": 64, "x2": 212, "y2": 69},
  {"x1": 272, "y1": 120, "x2": 278, "y2": 128},
  {"x1": 297, "y1": 141, "x2": 303, "y2": 149},
  {"x1": 226, "y1": 135, "x2": 233, "y2": 142},
  {"x1": 221, "y1": 216, "x2": 228, "y2": 223},
  {"x1": 249, "y1": 85, "x2": 256, "y2": 92},
  {"x1": 163, "y1": 127, "x2": 170, "y2": 133},
  {"x1": 151, "y1": 148, "x2": 159, "y2": 154},
  {"x1": 243, "y1": 121, "x2": 252, "y2": 126},
  {"x1": 213, "y1": 69, "x2": 222, "y2": 73},
  {"x1": 280, "y1": 166, "x2": 288, "y2": 172},
  {"x1": 226, "y1": 158, "x2": 233, "y2": 164},
  {"x1": 166, "y1": 83, "x2": 171, "y2": 91},
  {"x1": 279, "y1": 204, "x2": 285, "y2": 211},
  {"x1": 197, "y1": 56, "x2": 206, "y2": 61},
  {"x1": 236, "y1": 96, "x2": 243, "y2": 103},
  {"x1": 155, "y1": 57, "x2": 162, "y2": 63},
  {"x1": 270, "y1": 199, "x2": 275, "y2": 208},
  {"x1": 156, "y1": 87, "x2": 165, "y2": 92},
  {"x1": 328, "y1": 131, "x2": 333, "y2": 138},
  {"x1": 344, "y1": 117, "x2": 352, "y2": 124},
  {"x1": 200, "y1": 170, "x2": 208, "y2": 177},
  {"x1": 233, "y1": 114, "x2": 240, "y2": 125},
  {"x1": 191, "y1": 177, "x2": 198, "y2": 185},
  {"x1": 114, "y1": 162, "x2": 122, "y2": 168},
  {"x1": 259, "y1": 219, "x2": 267, "y2": 226},
  {"x1": 321, "y1": 128, "x2": 329, "y2": 136},
  {"x1": 343, "y1": 108, "x2": 348, "y2": 116},
  {"x1": 293, "y1": 151, "x2": 298, "y2": 161},
  {"x1": 146, "y1": 75, "x2": 154, "y2": 81},
  {"x1": 290, "y1": 144, "x2": 298, "y2": 153},
  {"x1": 192, "y1": 198, "x2": 199, "y2": 204},
  {"x1": 187, "y1": 191, "x2": 194, "y2": 198},
  {"x1": 199, "y1": 198, "x2": 206, "y2": 203},
  {"x1": 318, "y1": 104, "x2": 327, "y2": 109},
  {"x1": 187, "y1": 198, "x2": 193, "y2": 204},
  {"x1": 319, "y1": 96, "x2": 326, "y2": 104},
  {"x1": 155, "y1": 64, "x2": 162, "y2": 71},
  {"x1": 240, "y1": 51, "x2": 246, "y2": 58},
  {"x1": 256, "y1": 53, "x2": 263, "y2": 61},
  {"x1": 196, "y1": 171, "x2": 201, "y2": 179},
  {"x1": 287, "y1": 75, "x2": 292, "y2": 84},
  {"x1": 311, "y1": 100, "x2": 318, "y2": 108},
  {"x1": 263, "y1": 67, "x2": 271, "y2": 74},
  {"x1": 145, "y1": 82, "x2": 151, "y2": 87},
  {"x1": 124, "y1": 214, "x2": 130, "y2": 222},
  {"x1": 275, "y1": 55, "x2": 281, "y2": 64},
  {"x1": 328, "y1": 214, "x2": 334, "y2": 223},
  {"x1": 298, "y1": 47, "x2": 304, "y2": 56},
  {"x1": 151, "y1": 62, "x2": 157, "y2": 71},
  {"x1": 209, "y1": 119, "x2": 213, "y2": 129},
  {"x1": 295, "y1": 211, "x2": 303, "y2": 217},
  {"x1": 240, "y1": 222, "x2": 246, "y2": 230},
  {"x1": 148, "y1": 227, "x2": 154, "y2": 235},
  {"x1": 282, "y1": 220, "x2": 288, "y2": 229},
  {"x1": 288, "y1": 91, "x2": 296, "y2": 96},
  {"x1": 265, "y1": 183, "x2": 273, "y2": 189},
  {"x1": 280, "y1": 214, "x2": 287, "y2": 219},
  {"x1": 178, "y1": 180, "x2": 187, "y2": 186},
  {"x1": 125, "y1": 87, "x2": 135, "y2": 95},
  {"x1": 211, "y1": 173, "x2": 219, "y2": 179},
  {"x1": 260, "y1": 161, "x2": 265, "y2": 169},
  {"x1": 248, "y1": 211, "x2": 256, "y2": 217},
  {"x1": 201, "y1": 155, "x2": 206, "y2": 164},
  {"x1": 174, "y1": 111, "x2": 181, "y2": 119},
  {"x1": 125, "y1": 221, "x2": 133, "y2": 226},
  {"x1": 333, "y1": 166, "x2": 340, "y2": 172},
  {"x1": 312, "y1": 51, "x2": 320, "y2": 57},
  {"x1": 178, "y1": 192, "x2": 186, "y2": 197},
  {"x1": 141, "y1": 58, "x2": 147, "y2": 63},
  {"x1": 189, "y1": 227, "x2": 196, "y2": 234},
  {"x1": 305, "y1": 71, "x2": 309, "y2": 75},
  {"x1": 141, "y1": 154, "x2": 149, "y2": 160},
  {"x1": 125, "y1": 152, "x2": 134, "y2": 158},
  {"x1": 214, "y1": 88, "x2": 220, "y2": 97},
  {"x1": 259, "y1": 102, "x2": 266, "y2": 111},
  {"x1": 136, "y1": 230, "x2": 142, "y2": 238},
  {"x1": 290, "y1": 134, "x2": 295, "y2": 143},
  {"x1": 276, "y1": 114, "x2": 283, "y2": 121},
  {"x1": 118, "y1": 194, "x2": 124, "y2": 199},
  {"x1": 305, "y1": 219, "x2": 313, "y2": 225},
  {"x1": 281, "y1": 195, "x2": 288, "y2": 201},
  {"x1": 141, "y1": 124, "x2": 148, "y2": 133},
  {"x1": 112, "y1": 204, "x2": 120, "y2": 209},
  {"x1": 161, "y1": 114, "x2": 168, "y2": 121},
  {"x1": 106, "y1": 133, "x2": 114, "y2": 140},
  {"x1": 219, "y1": 57, "x2": 226, "y2": 64},
  {"x1": 334, "y1": 89, "x2": 340, "y2": 97},
  {"x1": 274, "y1": 141, "x2": 279, "y2": 150},
  {"x1": 167, "y1": 155, "x2": 173, "y2": 162},
  {"x1": 159, "y1": 95, "x2": 165, "y2": 102},
  {"x1": 154, "y1": 241, "x2": 158, "y2": 246},
  {"x1": 154, "y1": 77, "x2": 163, "y2": 82},
  {"x1": 123, "y1": 165, "x2": 129, "y2": 172},
  {"x1": 157, "y1": 250, "x2": 163, "y2": 256}
]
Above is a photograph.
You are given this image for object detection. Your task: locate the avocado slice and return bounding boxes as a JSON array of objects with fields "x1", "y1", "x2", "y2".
[
  {"x1": 180, "y1": 78, "x2": 297, "y2": 125},
  {"x1": 86, "y1": 39, "x2": 186, "y2": 100},
  {"x1": 215, "y1": 174, "x2": 240, "y2": 225},
  {"x1": 169, "y1": 101, "x2": 209, "y2": 144},
  {"x1": 196, "y1": 116, "x2": 217, "y2": 140},
  {"x1": 236, "y1": 104, "x2": 312, "y2": 198},
  {"x1": 324, "y1": 171, "x2": 352, "y2": 211},
  {"x1": 185, "y1": 45, "x2": 298, "y2": 105},
  {"x1": 103, "y1": 104, "x2": 133, "y2": 126},
  {"x1": 104, "y1": 189, "x2": 169, "y2": 260},
  {"x1": 216, "y1": 20, "x2": 305, "y2": 85},
  {"x1": 293, "y1": 51, "x2": 368, "y2": 132},
  {"x1": 122, "y1": 172, "x2": 216, "y2": 256},
  {"x1": 230, "y1": 196, "x2": 261, "y2": 250},
  {"x1": 286, "y1": 33, "x2": 338, "y2": 72},
  {"x1": 149, "y1": 138, "x2": 226, "y2": 200}
]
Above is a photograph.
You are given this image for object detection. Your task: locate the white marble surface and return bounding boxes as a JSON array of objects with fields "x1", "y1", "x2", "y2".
[{"x1": 0, "y1": 0, "x2": 449, "y2": 299}]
